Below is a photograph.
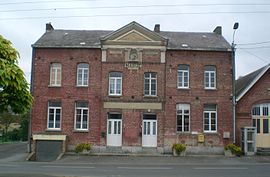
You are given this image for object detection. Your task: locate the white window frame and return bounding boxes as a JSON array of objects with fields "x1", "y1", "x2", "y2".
[
  {"x1": 177, "y1": 65, "x2": 189, "y2": 89},
  {"x1": 144, "y1": 72, "x2": 157, "y2": 96},
  {"x1": 109, "y1": 72, "x2": 122, "y2": 96},
  {"x1": 77, "y1": 63, "x2": 89, "y2": 87},
  {"x1": 74, "y1": 102, "x2": 89, "y2": 131},
  {"x1": 203, "y1": 104, "x2": 217, "y2": 133},
  {"x1": 204, "y1": 66, "x2": 216, "y2": 89},
  {"x1": 47, "y1": 102, "x2": 61, "y2": 130},
  {"x1": 50, "y1": 63, "x2": 61, "y2": 86},
  {"x1": 176, "y1": 104, "x2": 190, "y2": 133}
]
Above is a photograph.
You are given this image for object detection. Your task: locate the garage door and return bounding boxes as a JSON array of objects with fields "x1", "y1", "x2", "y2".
[{"x1": 36, "y1": 140, "x2": 62, "y2": 161}]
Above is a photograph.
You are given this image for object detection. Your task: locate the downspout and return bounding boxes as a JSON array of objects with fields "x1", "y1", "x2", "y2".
[{"x1": 28, "y1": 47, "x2": 36, "y2": 153}]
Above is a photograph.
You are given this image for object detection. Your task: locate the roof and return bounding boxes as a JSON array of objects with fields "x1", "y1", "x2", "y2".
[
  {"x1": 236, "y1": 64, "x2": 270, "y2": 102},
  {"x1": 32, "y1": 22, "x2": 231, "y2": 51}
]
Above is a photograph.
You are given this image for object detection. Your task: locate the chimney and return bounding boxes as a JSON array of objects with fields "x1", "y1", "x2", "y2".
[
  {"x1": 154, "y1": 24, "x2": 160, "y2": 33},
  {"x1": 46, "y1": 22, "x2": 54, "y2": 32},
  {"x1": 213, "y1": 26, "x2": 222, "y2": 35}
]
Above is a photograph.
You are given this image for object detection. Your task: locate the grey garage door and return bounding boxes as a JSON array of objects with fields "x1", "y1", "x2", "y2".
[{"x1": 36, "y1": 140, "x2": 62, "y2": 161}]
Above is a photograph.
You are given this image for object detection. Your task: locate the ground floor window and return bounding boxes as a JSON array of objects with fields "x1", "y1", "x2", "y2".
[
  {"x1": 252, "y1": 103, "x2": 270, "y2": 134},
  {"x1": 176, "y1": 104, "x2": 190, "y2": 132},
  {"x1": 75, "y1": 102, "x2": 89, "y2": 130},
  {"x1": 47, "y1": 101, "x2": 61, "y2": 130},
  {"x1": 203, "y1": 104, "x2": 217, "y2": 132}
]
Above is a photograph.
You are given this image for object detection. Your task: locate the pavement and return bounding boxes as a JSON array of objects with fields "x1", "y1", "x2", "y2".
[{"x1": 2, "y1": 142, "x2": 270, "y2": 165}]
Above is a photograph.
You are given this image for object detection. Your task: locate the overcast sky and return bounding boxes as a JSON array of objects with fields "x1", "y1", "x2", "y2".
[{"x1": 1, "y1": 0, "x2": 270, "y2": 83}]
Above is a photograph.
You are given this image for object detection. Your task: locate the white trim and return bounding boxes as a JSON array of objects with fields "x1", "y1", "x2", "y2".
[
  {"x1": 144, "y1": 72, "x2": 157, "y2": 96},
  {"x1": 76, "y1": 63, "x2": 89, "y2": 87},
  {"x1": 203, "y1": 110, "x2": 217, "y2": 133},
  {"x1": 74, "y1": 106, "x2": 89, "y2": 131},
  {"x1": 102, "y1": 49, "x2": 107, "y2": 62},
  {"x1": 102, "y1": 45, "x2": 167, "y2": 50},
  {"x1": 237, "y1": 65, "x2": 270, "y2": 102},
  {"x1": 47, "y1": 105, "x2": 61, "y2": 130},
  {"x1": 176, "y1": 104, "x2": 190, "y2": 133},
  {"x1": 109, "y1": 73, "x2": 122, "y2": 96}
]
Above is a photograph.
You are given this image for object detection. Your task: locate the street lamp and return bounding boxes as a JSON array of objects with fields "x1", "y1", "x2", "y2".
[{"x1": 232, "y1": 22, "x2": 239, "y2": 144}]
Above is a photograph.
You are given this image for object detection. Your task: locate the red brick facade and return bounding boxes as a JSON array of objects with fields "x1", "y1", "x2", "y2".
[
  {"x1": 236, "y1": 69, "x2": 270, "y2": 146},
  {"x1": 31, "y1": 22, "x2": 233, "y2": 153}
]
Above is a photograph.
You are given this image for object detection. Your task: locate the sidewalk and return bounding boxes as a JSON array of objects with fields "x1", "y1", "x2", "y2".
[{"x1": 56, "y1": 154, "x2": 270, "y2": 165}]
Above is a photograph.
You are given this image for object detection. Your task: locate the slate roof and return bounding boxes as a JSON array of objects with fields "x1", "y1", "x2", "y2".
[
  {"x1": 236, "y1": 64, "x2": 270, "y2": 101},
  {"x1": 33, "y1": 27, "x2": 231, "y2": 51}
]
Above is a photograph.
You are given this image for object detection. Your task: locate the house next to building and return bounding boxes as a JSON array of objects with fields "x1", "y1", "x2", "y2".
[
  {"x1": 30, "y1": 21, "x2": 233, "y2": 157},
  {"x1": 236, "y1": 64, "x2": 270, "y2": 150}
]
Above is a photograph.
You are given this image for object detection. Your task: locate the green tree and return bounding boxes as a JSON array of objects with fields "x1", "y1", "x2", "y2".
[
  {"x1": 0, "y1": 111, "x2": 18, "y2": 141},
  {"x1": 0, "y1": 35, "x2": 32, "y2": 114}
]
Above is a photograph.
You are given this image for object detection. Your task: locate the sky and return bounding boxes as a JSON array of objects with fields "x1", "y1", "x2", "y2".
[{"x1": 0, "y1": 0, "x2": 270, "y2": 83}]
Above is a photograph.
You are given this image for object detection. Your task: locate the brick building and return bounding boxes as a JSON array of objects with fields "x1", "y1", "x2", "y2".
[
  {"x1": 236, "y1": 64, "x2": 270, "y2": 149},
  {"x1": 31, "y1": 21, "x2": 233, "y2": 155}
]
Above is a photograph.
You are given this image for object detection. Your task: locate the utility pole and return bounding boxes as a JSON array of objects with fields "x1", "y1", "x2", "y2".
[{"x1": 232, "y1": 22, "x2": 239, "y2": 143}]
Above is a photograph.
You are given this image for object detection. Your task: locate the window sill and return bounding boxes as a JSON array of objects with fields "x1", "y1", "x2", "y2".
[
  {"x1": 204, "y1": 88, "x2": 217, "y2": 91},
  {"x1": 143, "y1": 95, "x2": 158, "y2": 98},
  {"x1": 177, "y1": 87, "x2": 190, "y2": 90},
  {"x1": 73, "y1": 130, "x2": 89, "y2": 133},
  {"x1": 203, "y1": 131, "x2": 218, "y2": 134},
  {"x1": 48, "y1": 85, "x2": 61, "y2": 88},
  {"x1": 108, "y1": 95, "x2": 122, "y2": 98},
  {"x1": 76, "y1": 86, "x2": 89, "y2": 88},
  {"x1": 46, "y1": 129, "x2": 61, "y2": 132},
  {"x1": 176, "y1": 131, "x2": 190, "y2": 134}
]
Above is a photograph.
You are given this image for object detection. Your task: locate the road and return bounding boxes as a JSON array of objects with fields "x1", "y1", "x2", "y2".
[
  {"x1": 0, "y1": 142, "x2": 28, "y2": 162},
  {"x1": 1, "y1": 155, "x2": 270, "y2": 177}
]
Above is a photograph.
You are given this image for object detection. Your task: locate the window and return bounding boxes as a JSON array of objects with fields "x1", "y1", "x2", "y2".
[
  {"x1": 144, "y1": 72, "x2": 157, "y2": 96},
  {"x1": 47, "y1": 101, "x2": 61, "y2": 130},
  {"x1": 50, "y1": 63, "x2": 61, "y2": 86},
  {"x1": 252, "y1": 103, "x2": 270, "y2": 134},
  {"x1": 75, "y1": 102, "x2": 89, "y2": 130},
  {"x1": 177, "y1": 65, "x2": 189, "y2": 88},
  {"x1": 176, "y1": 104, "x2": 190, "y2": 132},
  {"x1": 204, "y1": 66, "x2": 216, "y2": 89},
  {"x1": 77, "y1": 63, "x2": 89, "y2": 86},
  {"x1": 109, "y1": 72, "x2": 122, "y2": 96},
  {"x1": 204, "y1": 104, "x2": 217, "y2": 132}
]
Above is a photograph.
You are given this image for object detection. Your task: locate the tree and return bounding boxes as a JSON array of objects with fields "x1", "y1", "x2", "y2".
[
  {"x1": 0, "y1": 35, "x2": 32, "y2": 114},
  {"x1": 0, "y1": 111, "x2": 19, "y2": 142}
]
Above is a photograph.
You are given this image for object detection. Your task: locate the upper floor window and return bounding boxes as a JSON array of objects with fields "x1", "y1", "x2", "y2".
[
  {"x1": 204, "y1": 66, "x2": 216, "y2": 89},
  {"x1": 109, "y1": 72, "x2": 122, "y2": 96},
  {"x1": 204, "y1": 104, "x2": 217, "y2": 132},
  {"x1": 47, "y1": 101, "x2": 61, "y2": 130},
  {"x1": 50, "y1": 63, "x2": 61, "y2": 86},
  {"x1": 252, "y1": 104, "x2": 270, "y2": 117},
  {"x1": 177, "y1": 65, "x2": 189, "y2": 88},
  {"x1": 75, "y1": 101, "x2": 89, "y2": 131},
  {"x1": 77, "y1": 63, "x2": 89, "y2": 86},
  {"x1": 144, "y1": 72, "x2": 157, "y2": 96},
  {"x1": 176, "y1": 104, "x2": 190, "y2": 132}
]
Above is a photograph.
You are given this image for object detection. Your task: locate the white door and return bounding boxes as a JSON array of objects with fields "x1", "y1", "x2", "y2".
[
  {"x1": 107, "y1": 118, "x2": 122, "y2": 147},
  {"x1": 142, "y1": 115, "x2": 157, "y2": 147}
]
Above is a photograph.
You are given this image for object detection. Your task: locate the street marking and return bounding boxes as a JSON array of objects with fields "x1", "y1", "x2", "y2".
[
  {"x1": 194, "y1": 167, "x2": 248, "y2": 170},
  {"x1": 118, "y1": 167, "x2": 172, "y2": 170},
  {"x1": 42, "y1": 165, "x2": 95, "y2": 169}
]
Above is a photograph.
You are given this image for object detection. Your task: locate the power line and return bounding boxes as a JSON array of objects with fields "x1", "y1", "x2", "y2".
[
  {"x1": 0, "y1": 0, "x2": 100, "y2": 6},
  {"x1": 239, "y1": 48, "x2": 270, "y2": 64},
  {"x1": 237, "y1": 41, "x2": 270, "y2": 46},
  {"x1": 1, "y1": 3, "x2": 270, "y2": 12},
  {"x1": 1, "y1": 11, "x2": 270, "y2": 21},
  {"x1": 237, "y1": 46, "x2": 270, "y2": 49},
  {"x1": 1, "y1": 1, "x2": 270, "y2": 6}
]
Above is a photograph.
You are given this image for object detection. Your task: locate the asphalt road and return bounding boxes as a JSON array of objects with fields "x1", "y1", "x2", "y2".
[
  {"x1": 0, "y1": 142, "x2": 28, "y2": 162},
  {"x1": 1, "y1": 143, "x2": 270, "y2": 177}
]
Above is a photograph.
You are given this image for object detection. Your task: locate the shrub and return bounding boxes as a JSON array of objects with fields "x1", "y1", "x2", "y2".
[
  {"x1": 75, "y1": 143, "x2": 92, "y2": 153},
  {"x1": 224, "y1": 143, "x2": 242, "y2": 156},
  {"x1": 172, "y1": 143, "x2": 186, "y2": 155}
]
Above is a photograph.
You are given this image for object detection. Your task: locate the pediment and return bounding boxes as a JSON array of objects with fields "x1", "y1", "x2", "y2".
[
  {"x1": 116, "y1": 30, "x2": 152, "y2": 42},
  {"x1": 101, "y1": 21, "x2": 167, "y2": 47}
]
